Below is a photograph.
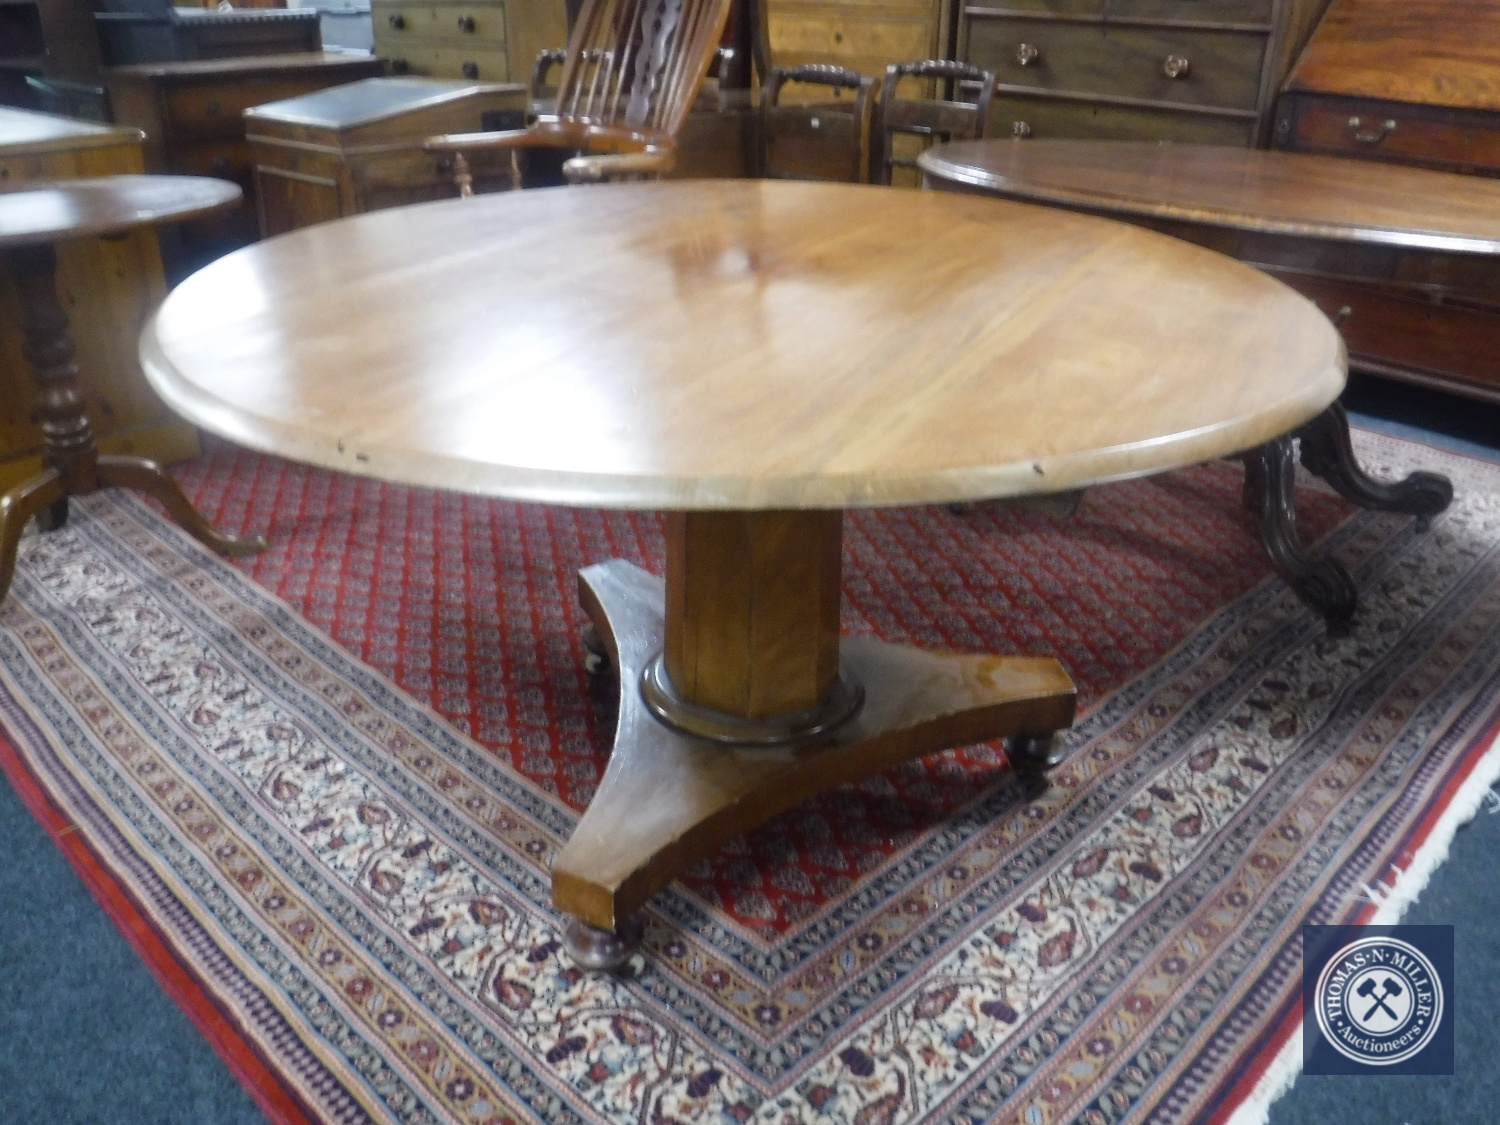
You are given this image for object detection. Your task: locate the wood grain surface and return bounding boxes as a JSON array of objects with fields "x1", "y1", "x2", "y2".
[
  {"x1": 919, "y1": 140, "x2": 1500, "y2": 253},
  {"x1": 142, "y1": 179, "x2": 1344, "y2": 510},
  {"x1": 1285, "y1": 0, "x2": 1500, "y2": 112},
  {"x1": 0, "y1": 175, "x2": 242, "y2": 249}
]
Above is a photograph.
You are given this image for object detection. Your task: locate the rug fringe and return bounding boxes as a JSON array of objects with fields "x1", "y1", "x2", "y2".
[{"x1": 1223, "y1": 728, "x2": 1500, "y2": 1125}]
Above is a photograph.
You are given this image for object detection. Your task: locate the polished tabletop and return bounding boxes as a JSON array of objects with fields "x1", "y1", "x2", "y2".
[
  {"x1": 142, "y1": 179, "x2": 1345, "y2": 510},
  {"x1": 918, "y1": 141, "x2": 1500, "y2": 256},
  {"x1": 0, "y1": 175, "x2": 242, "y2": 249}
]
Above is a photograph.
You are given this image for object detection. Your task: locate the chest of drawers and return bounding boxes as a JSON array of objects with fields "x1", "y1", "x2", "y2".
[
  {"x1": 373, "y1": 0, "x2": 568, "y2": 88},
  {"x1": 959, "y1": 0, "x2": 1330, "y2": 145}
]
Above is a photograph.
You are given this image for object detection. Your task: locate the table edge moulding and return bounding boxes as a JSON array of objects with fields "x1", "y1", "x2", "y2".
[{"x1": 137, "y1": 178, "x2": 1348, "y2": 967}]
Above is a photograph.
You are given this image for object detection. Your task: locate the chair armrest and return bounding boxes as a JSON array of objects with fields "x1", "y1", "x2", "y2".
[
  {"x1": 563, "y1": 146, "x2": 677, "y2": 183},
  {"x1": 423, "y1": 128, "x2": 547, "y2": 155}
]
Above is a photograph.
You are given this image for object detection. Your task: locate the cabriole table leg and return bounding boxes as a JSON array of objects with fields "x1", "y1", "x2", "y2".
[{"x1": 555, "y1": 510, "x2": 1077, "y2": 971}]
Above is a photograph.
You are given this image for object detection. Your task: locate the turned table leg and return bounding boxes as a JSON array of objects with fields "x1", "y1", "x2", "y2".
[
  {"x1": 1242, "y1": 403, "x2": 1454, "y2": 626},
  {"x1": 0, "y1": 243, "x2": 265, "y2": 605},
  {"x1": 556, "y1": 510, "x2": 1077, "y2": 970}
]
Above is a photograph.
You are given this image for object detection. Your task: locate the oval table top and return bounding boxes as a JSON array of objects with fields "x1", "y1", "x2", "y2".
[
  {"x1": 918, "y1": 141, "x2": 1500, "y2": 256},
  {"x1": 0, "y1": 175, "x2": 242, "y2": 250},
  {"x1": 142, "y1": 179, "x2": 1344, "y2": 511}
]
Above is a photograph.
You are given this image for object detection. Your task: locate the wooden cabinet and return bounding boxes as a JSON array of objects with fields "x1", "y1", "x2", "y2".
[
  {"x1": 106, "y1": 51, "x2": 384, "y2": 266},
  {"x1": 1270, "y1": 0, "x2": 1500, "y2": 401},
  {"x1": 245, "y1": 76, "x2": 526, "y2": 236},
  {"x1": 1275, "y1": 0, "x2": 1500, "y2": 176},
  {"x1": 373, "y1": 0, "x2": 568, "y2": 87},
  {"x1": 0, "y1": 107, "x2": 198, "y2": 492},
  {"x1": 958, "y1": 0, "x2": 1330, "y2": 145},
  {"x1": 763, "y1": 0, "x2": 949, "y2": 92}
]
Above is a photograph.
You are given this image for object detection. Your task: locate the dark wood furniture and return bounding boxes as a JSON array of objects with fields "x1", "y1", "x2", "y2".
[
  {"x1": 245, "y1": 76, "x2": 526, "y2": 236},
  {"x1": 141, "y1": 178, "x2": 1345, "y2": 966},
  {"x1": 0, "y1": 175, "x2": 265, "y2": 606},
  {"x1": 0, "y1": 107, "x2": 200, "y2": 496},
  {"x1": 759, "y1": 63, "x2": 872, "y2": 181},
  {"x1": 373, "y1": 0, "x2": 568, "y2": 89},
  {"x1": 873, "y1": 57, "x2": 993, "y2": 186},
  {"x1": 920, "y1": 138, "x2": 1459, "y2": 619},
  {"x1": 95, "y1": 3, "x2": 322, "y2": 68},
  {"x1": 0, "y1": 0, "x2": 101, "y2": 107},
  {"x1": 426, "y1": 0, "x2": 735, "y2": 186},
  {"x1": 106, "y1": 52, "x2": 385, "y2": 261},
  {"x1": 957, "y1": 0, "x2": 1331, "y2": 146},
  {"x1": 1275, "y1": 0, "x2": 1500, "y2": 175}
]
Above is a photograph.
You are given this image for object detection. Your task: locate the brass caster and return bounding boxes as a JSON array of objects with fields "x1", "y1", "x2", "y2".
[
  {"x1": 563, "y1": 915, "x2": 643, "y2": 972},
  {"x1": 1007, "y1": 731, "x2": 1067, "y2": 775}
]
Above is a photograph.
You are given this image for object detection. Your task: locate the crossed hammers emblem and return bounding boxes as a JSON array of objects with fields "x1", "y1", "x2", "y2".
[{"x1": 1356, "y1": 975, "x2": 1404, "y2": 1021}]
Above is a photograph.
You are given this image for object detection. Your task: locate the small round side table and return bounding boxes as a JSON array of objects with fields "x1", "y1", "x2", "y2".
[{"x1": 0, "y1": 175, "x2": 266, "y2": 602}]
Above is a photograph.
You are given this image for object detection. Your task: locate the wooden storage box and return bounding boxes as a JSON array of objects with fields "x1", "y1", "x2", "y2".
[
  {"x1": 245, "y1": 76, "x2": 526, "y2": 235},
  {"x1": 0, "y1": 107, "x2": 198, "y2": 493}
]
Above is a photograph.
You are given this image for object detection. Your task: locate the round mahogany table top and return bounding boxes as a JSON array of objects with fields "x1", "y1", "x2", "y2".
[
  {"x1": 142, "y1": 179, "x2": 1344, "y2": 510},
  {"x1": 918, "y1": 141, "x2": 1500, "y2": 256},
  {"x1": 0, "y1": 175, "x2": 242, "y2": 250}
]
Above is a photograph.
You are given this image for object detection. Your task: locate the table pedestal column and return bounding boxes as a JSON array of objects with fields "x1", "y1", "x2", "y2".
[
  {"x1": 0, "y1": 243, "x2": 265, "y2": 604},
  {"x1": 554, "y1": 509, "x2": 1077, "y2": 970}
]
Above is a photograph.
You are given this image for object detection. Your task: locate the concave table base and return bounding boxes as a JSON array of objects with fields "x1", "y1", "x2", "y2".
[{"x1": 553, "y1": 559, "x2": 1077, "y2": 964}]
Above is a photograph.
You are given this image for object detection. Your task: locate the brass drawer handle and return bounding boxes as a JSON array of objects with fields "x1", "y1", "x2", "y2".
[
  {"x1": 1016, "y1": 42, "x2": 1040, "y2": 66},
  {"x1": 1348, "y1": 116, "x2": 1397, "y2": 144},
  {"x1": 462, "y1": 60, "x2": 479, "y2": 79},
  {"x1": 1012, "y1": 120, "x2": 1032, "y2": 138},
  {"x1": 457, "y1": 14, "x2": 475, "y2": 31},
  {"x1": 1162, "y1": 54, "x2": 1190, "y2": 79},
  {"x1": 388, "y1": 12, "x2": 405, "y2": 28},
  {"x1": 204, "y1": 99, "x2": 222, "y2": 116}
]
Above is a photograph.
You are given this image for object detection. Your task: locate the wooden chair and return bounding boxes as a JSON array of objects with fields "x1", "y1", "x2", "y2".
[
  {"x1": 872, "y1": 59, "x2": 996, "y2": 186},
  {"x1": 426, "y1": 0, "x2": 735, "y2": 189},
  {"x1": 758, "y1": 64, "x2": 873, "y2": 183}
]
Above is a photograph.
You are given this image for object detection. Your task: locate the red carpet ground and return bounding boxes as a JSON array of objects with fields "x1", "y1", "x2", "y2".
[{"x1": 1, "y1": 430, "x2": 1496, "y2": 1125}]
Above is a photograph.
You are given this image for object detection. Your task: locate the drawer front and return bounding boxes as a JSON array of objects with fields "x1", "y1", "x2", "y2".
[
  {"x1": 1268, "y1": 270, "x2": 1500, "y2": 393},
  {"x1": 769, "y1": 8, "x2": 939, "y2": 76},
  {"x1": 374, "y1": 2, "x2": 507, "y2": 46},
  {"x1": 1277, "y1": 94, "x2": 1500, "y2": 175},
  {"x1": 964, "y1": 0, "x2": 1273, "y2": 21},
  {"x1": 381, "y1": 44, "x2": 512, "y2": 81},
  {"x1": 172, "y1": 140, "x2": 253, "y2": 185},
  {"x1": 967, "y1": 16, "x2": 1266, "y2": 111},
  {"x1": 987, "y1": 92, "x2": 1255, "y2": 143},
  {"x1": 165, "y1": 80, "x2": 337, "y2": 142}
]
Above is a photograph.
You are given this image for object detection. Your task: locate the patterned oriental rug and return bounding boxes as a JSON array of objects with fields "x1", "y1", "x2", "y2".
[{"x1": 2, "y1": 431, "x2": 1499, "y2": 1125}]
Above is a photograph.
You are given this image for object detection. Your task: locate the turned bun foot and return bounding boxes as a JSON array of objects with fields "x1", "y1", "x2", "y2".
[
  {"x1": 1006, "y1": 732, "x2": 1067, "y2": 774},
  {"x1": 563, "y1": 914, "x2": 643, "y2": 971}
]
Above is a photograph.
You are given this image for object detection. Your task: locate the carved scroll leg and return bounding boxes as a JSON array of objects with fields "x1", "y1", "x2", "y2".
[
  {"x1": 95, "y1": 455, "x2": 268, "y2": 557},
  {"x1": 0, "y1": 469, "x2": 65, "y2": 603},
  {"x1": 1297, "y1": 402, "x2": 1454, "y2": 530},
  {"x1": 1243, "y1": 438, "x2": 1358, "y2": 625}
]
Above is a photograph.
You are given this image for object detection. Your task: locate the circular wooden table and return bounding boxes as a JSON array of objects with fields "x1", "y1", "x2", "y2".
[
  {"x1": 918, "y1": 141, "x2": 1460, "y2": 620},
  {"x1": 142, "y1": 179, "x2": 1344, "y2": 966},
  {"x1": 0, "y1": 176, "x2": 264, "y2": 606}
]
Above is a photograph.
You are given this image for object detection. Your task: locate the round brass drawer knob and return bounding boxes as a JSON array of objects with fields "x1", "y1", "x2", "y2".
[
  {"x1": 1016, "y1": 42, "x2": 1040, "y2": 66},
  {"x1": 1012, "y1": 120, "x2": 1032, "y2": 138},
  {"x1": 1162, "y1": 54, "x2": 1190, "y2": 79},
  {"x1": 462, "y1": 61, "x2": 479, "y2": 79},
  {"x1": 457, "y1": 14, "x2": 476, "y2": 31},
  {"x1": 388, "y1": 12, "x2": 405, "y2": 28}
]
